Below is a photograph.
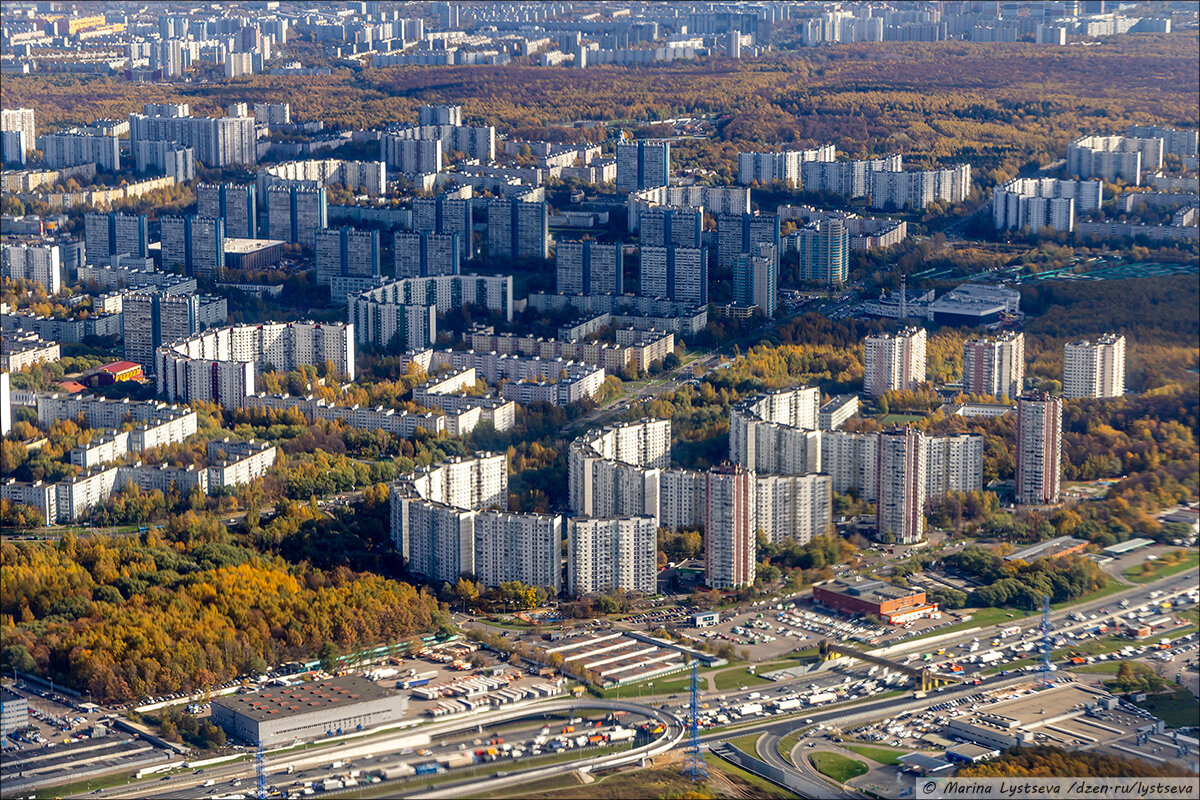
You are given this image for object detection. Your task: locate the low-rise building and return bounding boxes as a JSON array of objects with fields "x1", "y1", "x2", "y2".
[
  {"x1": 812, "y1": 577, "x2": 939, "y2": 624},
  {"x1": 210, "y1": 676, "x2": 407, "y2": 747}
]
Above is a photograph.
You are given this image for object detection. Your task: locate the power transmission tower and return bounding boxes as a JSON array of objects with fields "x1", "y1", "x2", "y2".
[
  {"x1": 256, "y1": 738, "x2": 267, "y2": 799},
  {"x1": 682, "y1": 661, "x2": 708, "y2": 782},
  {"x1": 1038, "y1": 595, "x2": 1054, "y2": 689}
]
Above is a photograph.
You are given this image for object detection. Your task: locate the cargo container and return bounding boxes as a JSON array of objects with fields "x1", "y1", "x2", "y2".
[
  {"x1": 401, "y1": 677, "x2": 432, "y2": 689},
  {"x1": 737, "y1": 703, "x2": 763, "y2": 716},
  {"x1": 807, "y1": 692, "x2": 837, "y2": 705},
  {"x1": 562, "y1": 726, "x2": 575, "y2": 734},
  {"x1": 443, "y1": 752, "x2": 477, "y2": 769},
  {"x1": 775, "y1": 698, "x2": 801, "y2": 711},
  {"x1": 608, "y1": 728, "x2": 635, "y2": 742}
]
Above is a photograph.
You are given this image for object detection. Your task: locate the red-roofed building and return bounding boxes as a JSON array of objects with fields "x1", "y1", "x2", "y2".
[
  {"x1": 56, "y1": 381, "x2": 87, "y2": 394},
  {"x1": 81, "y1": 361, "x2": 143, "y2": 388}
]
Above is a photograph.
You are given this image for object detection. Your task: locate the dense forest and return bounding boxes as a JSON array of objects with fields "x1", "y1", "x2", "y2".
[
  {"x1": 956, "y1": 745, "x2": 1196, "y2": 778},
  {"x1": 0, "y1": 490, "x2": 450, "y2": 703}
]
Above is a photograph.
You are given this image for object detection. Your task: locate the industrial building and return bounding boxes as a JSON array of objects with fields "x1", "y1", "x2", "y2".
[
  {"x1": 1004, "y1": 536, "x2": 1089, "y2": 562},
  {"x1": 812, "y1": 577, "x2": 940, "y2": 625},
  {"x1": 210, "y1": 675, "x2": 407, "y2": 747}
]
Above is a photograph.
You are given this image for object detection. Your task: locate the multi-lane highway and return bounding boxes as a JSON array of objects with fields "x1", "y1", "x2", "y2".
[{"x1": 70, "y1": 565, "x2": 1196, "y2": 800}]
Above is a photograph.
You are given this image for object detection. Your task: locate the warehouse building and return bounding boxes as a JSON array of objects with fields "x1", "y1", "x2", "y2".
[
  {"x1": 1003, "y1": 536, "x2": 1088, "y2": 563},
  {"x1": 812, "y1": 576, "x2": 939, "y2": 624},
  {"x1": 210, "y1": 676, "x2": 407, "y2": 746}
]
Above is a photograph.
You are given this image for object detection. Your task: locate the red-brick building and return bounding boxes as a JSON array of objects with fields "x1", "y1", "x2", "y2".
[{"x1": 813, "y1": 577, "x2": 939, "y2": 624}]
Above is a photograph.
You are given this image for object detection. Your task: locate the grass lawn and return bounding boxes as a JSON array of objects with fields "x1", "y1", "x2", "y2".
[
  {"x1": 878, "y1": 414, "x2": 925, "y2": 425},
  {"x1": 809, "y1": 752, "x2": 869, "y2": 783},
  {"x1": 713, "y1": 666, "x2": 775, "y2": 690},
  {"x1": 32, "y1": 769, "x2": 143, "y2": 799},
  {"x1": 1070, "y1": 662, "x2": 1123, "y2": 675},
  {"x1": 1050, "y1": 579, "x2": 1129, "y2": 609},
  {"x1": 726, "y1": 731, "x2": 764, "y2": 755},
  {"x1": 908, "y1": 607, "x2": 1025, "y2": 642},
  {"x1": 1132, "y1": 685, "x2": 1200, "y2": 729},
  {"x1": 704, "y1": 753, "x2": 798, "y2": 799},
  {"x1": 595, "y1": 670, "x2": 698, "y2": 699},
  {"x1": 777, "y1": 729, "x2": 806, "y2": 763},
  {"x1": 1123, "y1": 551, "x2": 1200, "y2": 584},
  {"x1": 840, "y1": 744, "x2": 915, "y2": 766}
]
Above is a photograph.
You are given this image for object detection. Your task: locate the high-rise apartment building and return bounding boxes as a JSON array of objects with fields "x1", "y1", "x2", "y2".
[
  {"x1": 487, "y1": 197, "x2": 549, "y2": 260},
  {"x1": 962, "y1": 331, "x2": 1025, "y2": 399},
  {"x1": 253, "y1": 103, "x2": 291, "y2": 126},
  {"x1": 556, "y1": 240, "x2": 622, "y2": 295},
  {"x1": 128, "y1": 105, "x2": 256, "y2": 168},
  {"x1": 315, "y1": 227, "x2": 380, "y2": 288},
  {"x1": 123, "y1": 291, "x2": 199, "y2": 372},
  {"x1": 412, "y1": 196, "x2": 473, "y2": 260},
  {"x1": 419, "y1": 104, "x2": 462, "y2": 126},
  {"x1": 1016, "y1": 394, "x2": 1062, "y2": 505},
  {"x1": 863, "y1": 327, "x2": 927, "y2": 397},
  {"x1": 733, "y1": 243, "x2": 778, "y2": 317},
  {"x1": 39, "y1": 131, "x2": 120, "y2": 171},
  {"x1": 394, "y1": 231, "x2": 461, "y2": 278},
  {"x1": 794, "y1": 219, "x2": 849, "y2": 286},
  {"x1": 737, "y1": 146, "x2": 835, "y2": 187},
  {"x1": 868, "y1": 165, "x2": 971, "y2": 210},
  {"x1": 717, "y1": 213, "x2": 780, "y2": 272},
  {"x1": 992, "y1": 178, "x2": 1103, "y2": 233},
  {"x1": 567, "y1": 516, "x2": 658, "y2": 596},
  {"x1": 0, "y1": 129, "x2": 27, "y2": 165},
  {"x1": 267, "y1": 184, "x2": 327, "y2": 245},
  {"x1": 1, "y1": 108, "x2": 36, "y2": 155},
  {"x1": 616, "y1": 141, "x2": 670, "y2": 192},
  {"x1": 85, "y1": 212, "x2": 149, "y2": 265},
  {"x1": 1, "y1": 243, "x2": 61, "y2": 294},
  {"x1": 473, "y1": 511, "x2": 562, "y2": 594},
  {"x1": 924, "y1": 434, "x2": 984, "y2": 499},
  {"x1": 1126, "y1": 125, "x2": 1198, "y2": 159},
  {"x1": 1067, "y1": 135, "x2": 1163, "y2": 185},
  {"x1": 197, "y1": 183, "x2": 257, "y2": 239},
  {"x1": 801, "y1": 156, "x2": 901, "y2": 199},
  {"x1": 638, "y1": 207, "x2": 703, "y2": 249},
  {"x1": 160, "y1": 216, "x2": 226, "y2": 278},
  {"x1": 876, "y1": 428, "x2": 926, "y2": 544},
  {"x1": 638, "y1": 246, "x2": 707, "y2": 306},
  {"x1": 704, "y1": 465, "x2": 756, "y2": 589},
  {"x1": 1063, "y1": 333, "x2": 1126, "y2": 399},
  {"x1": 753, "y1": 474, "x2": 832, "y2": 546}
]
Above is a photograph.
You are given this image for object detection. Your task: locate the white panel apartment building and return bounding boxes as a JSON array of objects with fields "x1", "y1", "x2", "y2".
[
  {"x1": 1016, "y1": 394, "x2": 1062, "y2": 505},
  {"x1": 992, "y1": 178, "x2": 1104, "y2": 232},
  {"x1": 728, "y1": 387, "x2": 822, "y2": 476},
  {"x1": 962, "y1": 330, "x2": 1025, "y2": 399},
  {"x1": 1068, "y1": 135, "x2": 1163, "y2": 184},
  {"x1": 868, "y1": 165, "x2": 972, "y2": 210},
  {"x1": 567, "y1": 516, "x2": 658, "y2": 596},
  {"x1": 474, "y1": 511, "x2": 562, "y2": 594},
  {"x1": 800, "y1": 155, "x2": 902, "y2": 199},
  {"x1": 390, "y1": 453, "x2": 565, "y2": 592},
  {"x1": 863, "y1": 327, "x2": 926, "y2": 397},
  {"x1": 207, "y1": 440, "x2": 278, "y2": 489},
  {"x1": 2, "y1": 243, "x2": 62, "y2": 293},
  {"x1": 1063, "y1": 333, "x2": 1125, "y2": 399},
  {"x1": 158, "y1": 322, "x2": 355, "y2": 408},
  {"x1": 737, "y1": 145, "x2": 836, "y2": 187},
  {"x1": 925, "y1": 434, "x2": 984, "y2": 498},
  {"x1": 754, "y1": 474, "x2": 832, "y2": 546},
  {"x1": 568, "y1": 419, "x2": 670, "y2": 520}
]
